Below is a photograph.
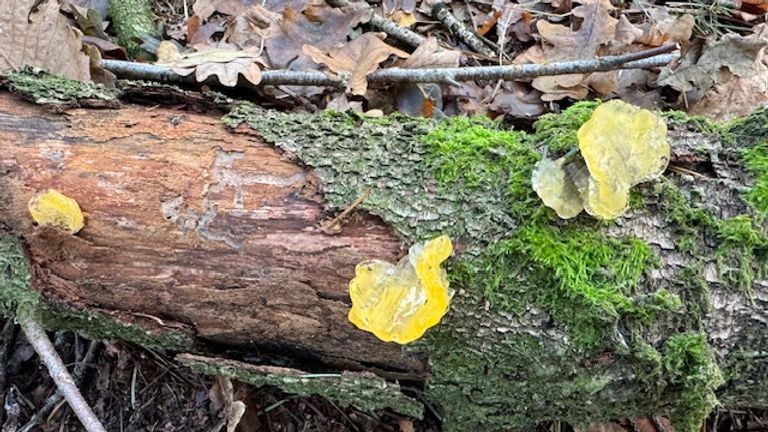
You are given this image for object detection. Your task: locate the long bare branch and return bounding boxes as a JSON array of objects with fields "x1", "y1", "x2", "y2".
[{"x1": 100, "y1": 44, "x2": 678, "y2": 88}]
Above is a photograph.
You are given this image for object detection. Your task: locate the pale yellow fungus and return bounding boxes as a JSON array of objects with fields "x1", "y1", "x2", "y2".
[
  {"x1": 28, "y1": 189, "x2": 85, "y2": 234},
  {"x1": 532, "y1": 156, "x2": 584, "y2": 219},
  {"x1": 348, "y1": 235, "x2": 453, "y2": 344},
  {"x1": 534, "y1": 100, "x2": 669, "y2": 220},
  {"x1": 577, "y1": 100, "x2": 669, "y2": 219}
]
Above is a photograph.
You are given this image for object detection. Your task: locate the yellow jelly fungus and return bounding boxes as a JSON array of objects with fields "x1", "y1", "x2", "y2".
[
  {"x1": 28, "y1": 189, "x2": 85, "y2": 234},
  {"x1": 577, "y1": 100, "x2": 669, "y2": 219},
  {"x1": 348, "y1": 235, "x2": 453, "y2": 344},
  {"x1": 532, "y1": 156, "x2": 584, "y2": 219}
]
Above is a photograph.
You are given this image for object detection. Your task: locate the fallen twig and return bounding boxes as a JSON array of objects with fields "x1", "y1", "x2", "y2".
[
  {"x1": 327, "y1": 0, "x2": 426, "y2": 48},
  {"x1": 101, "y1": 44, "x2": 678, "y2": 88},
  {"x1": 320, "y1": 188, "x2": 371, "y2": 234},
  {"x1": 432, "y1": 2, "x2": 497, "y2": 58},
  {"x1": 18, "y1": 317, "x2": 106, "y2": 432},
  {"x1": 18, "y1": 338, "x2": 101, "y2": 432}
]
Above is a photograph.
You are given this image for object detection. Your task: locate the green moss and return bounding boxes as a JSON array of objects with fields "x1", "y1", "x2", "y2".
[
  {"x1": 108, "y1": 0, "x2": 158, "y2": 57},
  {"x1": 660, "y1": 110, "x2": 726, "y2": 137},
  {"x1": 0, "y1": 68, "x2": 119, "y2": 107},
  {"x1": 530, "y1": 100, "x2": 601, "y2": 153},
  {"x1": 0, "y1": 237, "x2": 38, "y2": 318},
  {"x1": 455, "y1": 223, "x2": 675, "y2": 349},
  {"x1": 656, "y1": 179, "x2": 768, "y2": 295},
  {"x1": 422, "y1": 116, "x2": 529, "y2": 187},
  {"x1": 741, "y1": 140, "x2": 768, "y2": 215},
  {"x1": 662, "y1": 333, "x2": 724, "y2": 432},
  {"x1": 179, "y1": 355, "x2": 423, "y2": 418}
]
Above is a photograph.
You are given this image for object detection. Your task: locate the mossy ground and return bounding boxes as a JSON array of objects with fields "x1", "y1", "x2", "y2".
[{"x1": 222, "y1": 101, "x2": 758, "y2": 432}]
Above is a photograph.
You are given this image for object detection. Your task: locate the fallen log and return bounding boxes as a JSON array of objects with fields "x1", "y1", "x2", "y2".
[{"x1": 0, "y1": 74, "x2": 766, "y2": 432}]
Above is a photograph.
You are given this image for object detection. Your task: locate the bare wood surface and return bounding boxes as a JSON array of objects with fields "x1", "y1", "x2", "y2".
[{"x1": 0, "y1": 93, "x2": 423, "y2": 378}]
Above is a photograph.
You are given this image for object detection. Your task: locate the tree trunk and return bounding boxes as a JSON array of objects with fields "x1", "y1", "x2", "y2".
[{"x1": 0, "y1": 85, "x2": 766, "y2": 432}]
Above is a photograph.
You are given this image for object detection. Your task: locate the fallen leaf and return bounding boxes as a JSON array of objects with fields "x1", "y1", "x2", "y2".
[
  {"x1": 193, "y1": 0, "x2": 308, "y2": 21},
  {"x1": 303, "y1": 32, "x2": 408, "y2": 95},
  {"x1": 616, "y1": 10, "x2": 694, "y2": 48},
  {"x1": 264, "y1": 5, "x2": 369, "y2": 69},
  {"x1": 689, "y1": 24, "x2": 768, "y2": 121},
  {"x1": 399, "y1": 37, "x2": 461, "y2": 69},
  {"x1": 658, "y1": 32, "x2": 767, "y2": 92},
  {"x1": 395, "y1": 83, "x2": 443, "y2": 118},
  {"x1": 530, "y1": 0, "x2": 617, "y2": 99},
  {"x1": 489, "y1": 82, "x2": 545, "y2": 119},
  {"x1": 0, "y1": 0, "x2": 90, "y2": 81},
  {"x1": 156, "y1": 42, "x2": 262, "y2": 86},
  {"x1": 222, "y1": 5, "x2": 279, "y2": 48}
]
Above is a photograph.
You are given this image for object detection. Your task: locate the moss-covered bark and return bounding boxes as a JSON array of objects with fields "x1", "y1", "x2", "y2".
[{"x1": 224, "y1": 103, "x2": 767, "y2": 432}]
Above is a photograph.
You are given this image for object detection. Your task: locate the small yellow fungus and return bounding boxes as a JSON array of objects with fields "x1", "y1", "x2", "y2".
[
  {"x1": 533, "y1": 100, "x2": 669, "y2": 220},
  {"x1": 532, "y1": 156, "x2": 584, "y2": 219},
  {"x1": 348, "y1": 235, "x2": 453, "y2": 344},
  {"x1": 28, "y1": 189, "x2": 85, "y2": 234}
]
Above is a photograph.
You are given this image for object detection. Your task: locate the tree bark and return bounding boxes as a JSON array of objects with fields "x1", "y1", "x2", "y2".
[
  {"x1": 0, "y1": 92, "x2": 421, "y2": 378},
  {"x1": 0, "y1": 89, "x2": 766, "y2": 431}
]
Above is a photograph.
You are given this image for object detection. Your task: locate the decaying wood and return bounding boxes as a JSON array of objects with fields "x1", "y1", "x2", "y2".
[{"x1": 0, "y1": 92, "x2": 422, "y2": 379}]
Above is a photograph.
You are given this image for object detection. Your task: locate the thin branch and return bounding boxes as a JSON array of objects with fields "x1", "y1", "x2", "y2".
[
  {"x1": 18, "y1": 317, "x2": 106, "y2": 432},
  {"x1": 18, "y1": 339, "x2": 101, "y2": 432},
  {"x1": 101, "y1": 45, "x2": 677, "y2": 89},
  {"x1": 327, "y1": 0, "x2": 426, "y2": 48},
  {"x1": 432, "y1": 2, "x2": 497, "y2": 58}
]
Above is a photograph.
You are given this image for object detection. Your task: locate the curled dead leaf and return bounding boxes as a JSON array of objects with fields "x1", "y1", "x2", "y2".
[{"x1": 303, "y1": 33, "x2": 408, "y2": 95}]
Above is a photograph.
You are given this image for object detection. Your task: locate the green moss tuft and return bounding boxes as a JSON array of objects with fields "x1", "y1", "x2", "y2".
[
  {"x1": 530, "y1": 100, "x2": 601, "y2": 153},
  {"x1": 423, "y1": 116, "x2": 528, "y2": 187},
  {"x1": 455, "y1": 223, "x2": 675, "y2": 349},
  {"x1": 663, "y1": 333, "x2": 724, "y2": 432},
  {"x1": 0, "y1": 237, "x2": 38, "y2": 318},
  {"x1": 741, "y1": 140, "x2": 768, "y2": 216}
]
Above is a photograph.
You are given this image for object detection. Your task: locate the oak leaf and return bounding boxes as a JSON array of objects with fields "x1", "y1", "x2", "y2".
[
  {"x1": 0, "y1": 0, "x2": 90, "y2": 82},
  {"x1": 263, "y1": 5, "x2": 368, "y2": 69},
  {"x1": 534, "y1": 0, "x2": 618, "y2": 94},
  {"x1": 303, "y1": 33, "x2": 408, "y2": 95},
  {"x1": 155, "y1": 42, "x2": 262, "y2": 87}
]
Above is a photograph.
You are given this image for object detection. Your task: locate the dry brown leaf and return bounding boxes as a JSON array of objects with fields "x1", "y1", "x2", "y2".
[
  {"x1": 628, "y1": 8, "x2": 696, "y2": 47},
  {"x1": 193, "y1": 0, "x2": 308, "y2": 21},
  {"x1": 264, "y1": 5, "x2": 369, "y2": 69},
  {"x1": 531, "y1": 0, "x2": 617, "y2": 99},
  {"x1": 303, "y1": 33, "x2": 408, "y2": 95},
  {"x1": 488, "y1": 82, "x2": 545, "y2": 119},
  {"x1": 658, "y1": 32, "x2": 767, "y2": 92},
  {"x1": 156, "y1": 42, "x2": 262, "y2": 86},
  {"x1": 0, "y1": 0, "x2": 90, "y2": 81},
  {"x1": 689, "y1": 25, "x2": 768, "y2": 121},
  {"x1": 399, "y1": 37, "x2": 461, "y2": 69},
  {"x1": 222, "y1": 5, "x2": 279, "y2": 48}
]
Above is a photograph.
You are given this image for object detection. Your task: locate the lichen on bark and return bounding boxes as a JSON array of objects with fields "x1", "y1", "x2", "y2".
[{"x1": 223, "y1": 102, "x2": 768, "y2": 432}]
